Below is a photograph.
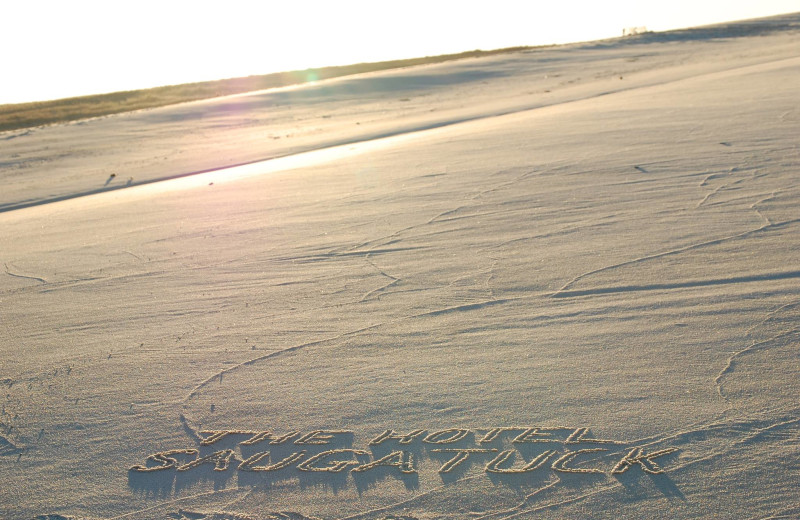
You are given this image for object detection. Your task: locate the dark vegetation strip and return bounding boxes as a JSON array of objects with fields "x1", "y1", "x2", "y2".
[{"x1": 0, "y1": 46, "x2": 539, "y2": 133}]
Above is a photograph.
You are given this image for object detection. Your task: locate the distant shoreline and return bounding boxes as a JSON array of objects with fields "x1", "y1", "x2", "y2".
[
  {"x1": 2, "y1": 10, "x2": 796, "y2": 135},
  {"x1": 0, "y1": 46, "x2": 542, "y2": 133}
]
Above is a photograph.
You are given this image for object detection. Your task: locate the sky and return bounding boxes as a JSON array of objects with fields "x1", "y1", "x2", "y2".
[{"x1": 2, "y1": 0, "x2": 799, "y2": 105}]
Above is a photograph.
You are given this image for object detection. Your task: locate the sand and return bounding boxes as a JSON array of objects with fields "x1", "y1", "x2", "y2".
[{"x1": 1, "y1": 13, "x2": 799, "y2": 520}]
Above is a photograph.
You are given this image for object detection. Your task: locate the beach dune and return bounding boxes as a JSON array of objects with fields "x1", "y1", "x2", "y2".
[{"x1": 1, "y1": 13, "x2": 799, "y2": 520}]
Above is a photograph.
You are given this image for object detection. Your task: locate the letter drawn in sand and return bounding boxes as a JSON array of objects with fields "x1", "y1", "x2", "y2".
[
  {"x1": 130, "y1": 449, "x2": 198, "y2": 472},
  {"x1": 611, "y1": 447, "x2": 679, "y2": 475},
  {"x1": 369, "y1": 429, "x2": 426, "y2": 445},
  {"x1": 423, "y1": 429, "x2": 471, "y2": 444},
  {"x1": 295, "y1": 430, "x2": 352, "y2": 445},
  {"x1": 239, "y1": 431, "x2": 274, "y2": 446},
  {"x1": 479, "y1": 428, "x2": 518, "y2": 444},
  {"x1": 551, "y1": 448, "x2": 607, "y2": 474},
  {"x1": 352, "y1": 451, "x2": 417, "y2": 474},
  {"x1": 199, "y1": 430, "x2": 235, "y2": 446},
  {"x1": 238, "y1": 451, "x2": 307, "y2": 472},
  {"x1": 432, "y1": 449, "x2": 498, "y2": 473},
  {"x1": 177, "y1": 449, "x2": 235, "y2": 472},
  {"x1": 512, "y1": 428, "x2": 559, "y2": 444},
  {"x1": 296, "y1": 449, "x2": 370, "y2": 472},
  {"x1": 565, "y1": 428, "x2": 618, "y2": 444},
  {"x1": 268, "y1": 431, "x2": 300, "y2": 445},
  {"x1": 485, "y1": 449, "x2": 557, "y2": 474}
]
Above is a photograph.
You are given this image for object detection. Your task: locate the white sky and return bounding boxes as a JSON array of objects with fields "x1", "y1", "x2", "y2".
[{"x1": 1, "y1": 0, "x2": 799, "y2": 104}]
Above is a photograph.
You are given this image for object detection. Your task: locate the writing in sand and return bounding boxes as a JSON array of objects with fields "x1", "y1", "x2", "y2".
[{"x1": 130, "y1": 427, "x2": 679, "y2": 483}]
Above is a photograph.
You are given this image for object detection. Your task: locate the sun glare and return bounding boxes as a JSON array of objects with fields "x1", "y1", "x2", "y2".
[{"x1": 1, "y1": 0, "x2": 798, "y2": 104}]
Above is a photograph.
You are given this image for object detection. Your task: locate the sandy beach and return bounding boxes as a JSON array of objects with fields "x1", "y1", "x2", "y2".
[{"x1": 2, "y1": 13, "x2": 799, "y2": 520}]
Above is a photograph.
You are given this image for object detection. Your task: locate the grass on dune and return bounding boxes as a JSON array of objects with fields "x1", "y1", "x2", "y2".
[{"x1": 0, "y1": 46, "x2": 540, "y2": 133}]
